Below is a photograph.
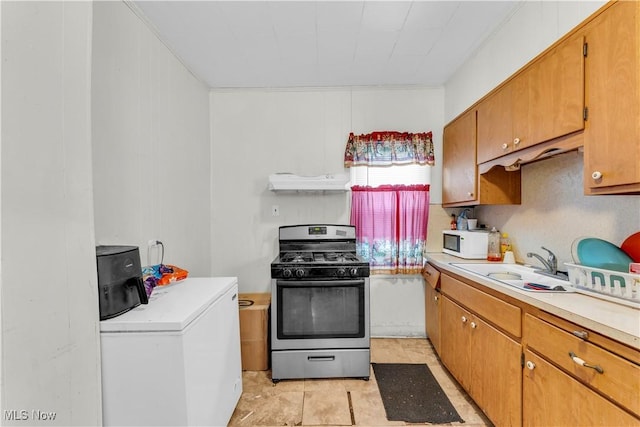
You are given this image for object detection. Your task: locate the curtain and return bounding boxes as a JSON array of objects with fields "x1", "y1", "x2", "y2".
[
  {"x1": 397, "y1": 186, "x2": 430, "y2": 274},
  {"x1": 351, "y1": 184, "x2": 429, "y2": 275},
  {"x1": 344, "y1": 131, "x2": 435, "y2": 167}
]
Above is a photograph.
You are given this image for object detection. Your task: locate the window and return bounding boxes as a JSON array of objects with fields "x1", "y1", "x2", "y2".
[
  {"x1": 344, "y1": 132, "x2": 434, "y2": 275},
  {"x1": 349, "y1": 163, "x2": 431, "y2": 187}
]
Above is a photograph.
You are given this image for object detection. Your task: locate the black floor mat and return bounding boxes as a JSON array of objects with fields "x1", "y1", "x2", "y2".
[{"x1": 372, "y1": 363, "x2": 464, "y2": 424}]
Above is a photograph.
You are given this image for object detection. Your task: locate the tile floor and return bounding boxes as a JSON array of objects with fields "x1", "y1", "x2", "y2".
[{"x1": 229, "y1": 338, "x2": 492, "y2": 426}]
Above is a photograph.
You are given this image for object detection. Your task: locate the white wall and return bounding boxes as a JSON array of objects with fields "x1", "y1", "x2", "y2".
[
  {"x1": 92, "y1": 2, "x2": 211, "y2": 275},
  {"x1": 444, "y1": 1, "x2": 640, "y2": 270},
  {"x1": 445, "y1": 0, "x2": 607, "y2": 121},
  {"x1": 210, "y1": 87, "x2": 444, "y2": 336},
  {"x1": 477, "y1": 151, "x2": 640, "y2": 268},
  {"x1": 1, "y1": 2, "x2": 101, "y2": 425}
]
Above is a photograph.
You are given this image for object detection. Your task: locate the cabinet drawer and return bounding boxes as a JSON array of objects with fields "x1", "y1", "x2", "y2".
[
  {"x1": 441, "y1": 274, "x2": 521, "y2": 337},
  {"x1": 524, "y1": 350, "x2": 640, "y2": 426},
  {"x1": 422, "y1": 262, "x2": 440, "y2": 289},
  {"x1": 525, "y1": 314, "x2": 640, "y2": 416}
]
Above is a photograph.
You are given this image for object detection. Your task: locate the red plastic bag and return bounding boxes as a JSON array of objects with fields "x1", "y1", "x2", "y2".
[{"x1": 157, "y1": 264, "x2": 189, "y2": 286}]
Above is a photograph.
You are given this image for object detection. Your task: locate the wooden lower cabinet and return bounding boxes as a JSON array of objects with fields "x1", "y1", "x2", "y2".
[
  {"x1": 424, "y1": 284, "x2": 441, "y2": 355},
  {"x1": 523, "y1": 349, "x2": 639, "y2": 426},
  {"x1": 441, "y1": 296, "x2": 471, "y2": 389},
  {"x1": 441, "y1": 295, "x2": 522, "y2": 426},
  {"x1": 523, "y1": 313, "x2": 640, "y2": 425},
  {"x1": 423, "y1": 263, "x2": 441, "y2": 354},
  {"x1": 434, "y1": 267, "x2": 640, "y2": 426}
]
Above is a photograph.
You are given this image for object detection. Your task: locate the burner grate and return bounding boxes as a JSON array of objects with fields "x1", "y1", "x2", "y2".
[
  {"x1": 323, "y1": 252, "x2": 360, "y2": 262},
  {"x1": 280, "y1": 252, "x2": 314, "y2": 263},
  {"x1": 278, "y1": 251, "x2": 363, "y2": 264}
]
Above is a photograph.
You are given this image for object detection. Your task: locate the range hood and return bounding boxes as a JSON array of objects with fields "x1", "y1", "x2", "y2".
[{"x1": 268, "y1": 172, "x2": 350, "y2": 191}]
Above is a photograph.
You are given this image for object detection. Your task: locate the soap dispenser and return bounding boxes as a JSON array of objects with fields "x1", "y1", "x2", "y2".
[{"x1": 487, "y1": 227, "x2": 502, "y2": 261}]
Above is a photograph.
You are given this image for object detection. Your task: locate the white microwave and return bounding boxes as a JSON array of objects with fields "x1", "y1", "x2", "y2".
[{"x1": 442, "y1": 230, "x2": 489, "y2": 259}]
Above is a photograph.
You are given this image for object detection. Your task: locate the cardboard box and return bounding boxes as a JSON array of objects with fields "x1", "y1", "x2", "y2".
[{"x1": 238, "y1": 293, "x2": 270, "y2": 371}]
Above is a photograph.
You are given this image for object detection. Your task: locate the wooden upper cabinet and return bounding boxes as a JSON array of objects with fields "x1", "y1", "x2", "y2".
[
  {"x1": 447, "y1": 1, "x2": 639, "y2": 198},
  {"x1": 443, "y1": 109, "x2": 521, "y2": 207},
  {"x1": 522, "y1": 33, "x2": 585, "y2": 147},
  {"x1": 477, "y1": 32, "x2": 586, "y2": 165},
  {"x1": 442, "y1": 110, "x2": 477, "y2": 205},
  {"x1": 477, "y1": 83, "x2": 513, "y2": 163},
  {"x1": 583, "y1": 0, "x2": 640, "y2": 194}
]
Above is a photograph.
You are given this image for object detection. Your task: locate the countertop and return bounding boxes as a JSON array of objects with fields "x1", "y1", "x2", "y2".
[{"x1": 426, "y1": 253, "x2": 640, "y2": 350}]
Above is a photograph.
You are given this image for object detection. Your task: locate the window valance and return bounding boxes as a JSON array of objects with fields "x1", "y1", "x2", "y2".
[{"x1": 344, "y1": 131, "x2": 435, "y2": 167}]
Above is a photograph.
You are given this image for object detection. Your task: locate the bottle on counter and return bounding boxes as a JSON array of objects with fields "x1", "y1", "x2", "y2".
[
  {"x1": 500, "y1": 233, "x2": 512, "y2": 258},
  {"x1": 450, "y1": 214, "x2": 457, "y2": 230},
  {"x1": 487, "y1": 227, "x2": 502, "y2": 261}
]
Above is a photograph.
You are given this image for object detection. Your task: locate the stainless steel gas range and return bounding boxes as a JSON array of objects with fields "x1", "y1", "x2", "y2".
[{"x1": 270, "y1": 224, "x2": 370, "y2": 382}]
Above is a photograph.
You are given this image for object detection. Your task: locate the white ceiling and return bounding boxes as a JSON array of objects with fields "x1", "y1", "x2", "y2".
[{"x1": 131, "y1": 1, "x2": 522, "y2": 89}]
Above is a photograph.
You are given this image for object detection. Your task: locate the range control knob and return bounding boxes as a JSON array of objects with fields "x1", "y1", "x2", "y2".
[
  {"x1": 349, "y1": 268, "x2": 359, "y2": 277},
  {"x1": 295, "y1": 269, "x2": 305, "y2": 278},
  {"x1": 282, "y1": 269, "x2": 292, "y2": 278},
  {"x1": 336, "y1": 268, "x2": 346, "y2": 277}
]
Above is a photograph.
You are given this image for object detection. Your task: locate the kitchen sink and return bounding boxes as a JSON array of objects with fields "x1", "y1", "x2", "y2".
[{"x1": 451, "y1": 263, "x2": 575, "y2": 293}]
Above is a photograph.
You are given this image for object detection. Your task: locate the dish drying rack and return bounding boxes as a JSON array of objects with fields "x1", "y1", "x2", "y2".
[{"x1": 565, "y1": 262, "x2": 640, "y2": 309}]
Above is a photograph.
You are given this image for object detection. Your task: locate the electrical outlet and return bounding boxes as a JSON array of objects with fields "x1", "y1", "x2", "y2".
[{"x1": 272, "y1": 205, "x2": 279, "y2": 217}]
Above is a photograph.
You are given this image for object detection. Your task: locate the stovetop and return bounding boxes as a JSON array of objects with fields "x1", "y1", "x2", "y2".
[
  {"x1": 278, "y1": 251, "x2": 362, "y2": 264},
  {"x1": 272, "y1": 224, "x2": 370, "y2": 279},
  {"x1": 271, "y1": 250, "x2": 370, "y2": 279}
]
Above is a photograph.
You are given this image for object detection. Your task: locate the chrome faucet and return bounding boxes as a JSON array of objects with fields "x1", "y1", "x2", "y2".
[{"x1": 527, "y1": 246, "x2": 558, "y2": 275}]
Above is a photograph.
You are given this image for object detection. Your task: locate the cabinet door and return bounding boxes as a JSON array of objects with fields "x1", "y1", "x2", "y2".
[
  {"x1": 425, "y1": 285, "x2": 441, "y2": 355},
  {"x1": 470, "y1": 316, "x2": 522, "y2": 427},
  {"x1": 525, "y1": 314, "x2": 640, "y2": 417},
  {"x1": 440, "y1": 296, "x2": 471, "y2": 390},
  {"x1": 583, "y1": 1, "x2": 640, "y2": 194},
  {"x1": 479, "y1": 34, "x2": 585, "y2": 164},
  {"x1": 523, "y1": 350, "x2": 640, "y2": 426},
  {"x1": 443, "y1": 110, "x2": 477, "y2": 204},
  {"x1": 517, "y1": 33, "x2": 585, "y2": 149},
  {"x1": 477, "y1": 84, "x2": 513, "y2": 163}
]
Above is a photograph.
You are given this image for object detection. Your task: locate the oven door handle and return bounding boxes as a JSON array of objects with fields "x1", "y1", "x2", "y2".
[
  {"x1": 276, "y1": 279, "x2": 365, "y2": 287},
  {"x1": 307, "y1": 355, "x2": 336, "y2": 362}
]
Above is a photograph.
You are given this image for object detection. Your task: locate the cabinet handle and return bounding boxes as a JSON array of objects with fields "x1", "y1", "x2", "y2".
[
  {"x1": 526, "y1": 361, "x2": 536, "y2": 370},
  {"x1": 569, "y1": 351, "x2": 604, "y2": 374},
  {"x1": 513, "y1": 137, "x2": 521, "y2": 145},
  {"x1": 572, "y1": 330, "x2": 589, "y2": 340},
  {"x1": 434, "y1": 295, "x2": 439, "y2": 303},
  {"x1": 461, "y1": 316, "x2": 468, "y2": 323},
  {"x1": 501, "y1": 143, "x2": 509, "y2": 150},
  {"x1": 467, "y1": 192, "x2": 473, "y2": 197},
  {"x1": 470, "y1": 321, "x2": 477, "y2": 329},
  {"x1": 591, "y1": 171, "x2": 602, "y2": 180}
]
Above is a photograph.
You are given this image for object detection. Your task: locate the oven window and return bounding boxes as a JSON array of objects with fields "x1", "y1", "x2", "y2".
[{"x1": 277, "y1": 281, "x2": 365, "y2": 339}]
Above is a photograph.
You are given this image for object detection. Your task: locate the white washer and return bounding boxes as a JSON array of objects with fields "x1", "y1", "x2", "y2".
[{"x1": 100, "y1": 277, "x2": 242, "y2": 426}]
